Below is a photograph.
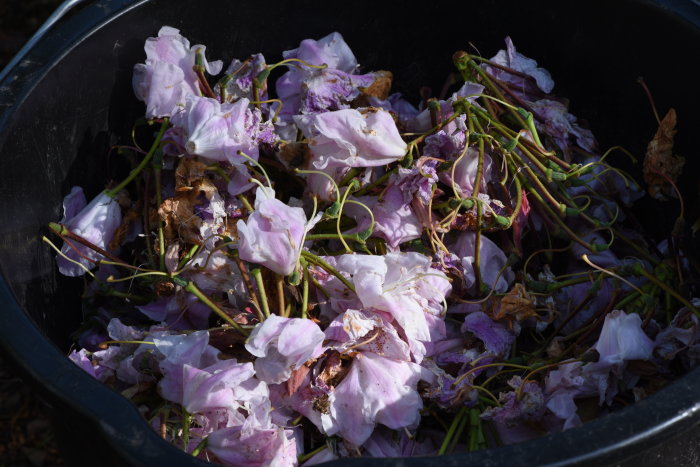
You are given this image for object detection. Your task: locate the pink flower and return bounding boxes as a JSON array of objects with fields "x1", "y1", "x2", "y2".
[
  {"x1": 324, "y1": 352, "x2": 430, "y2": 445},
  {"x1": 276, "y1": 32, "x2": 358, "y2": 117},
  {"x1": 132, "y1": 26, "x2": 223, "y2": 118},
  {"x1": 236, "y1": 187, "x2": 320, "y2": 275},
  {"x1": 294, "y1": 108, "x2": 407, "y2": 170},
  {"x1": 56, "y1": 188, "x2": 122, "y2": 277},
  {"x1": 245, "y1": 315, "x2": 325, "y2": 384},
  {"x1": 484, "y1": 36, "x2": 554, "y2": 94},
  {"x1": 331, "y1": 252, "x2": 451, "y2": 362},
  {"x1": 594, "y1": 310, "x2": 655, "y2": 366},
  {"x1": 171, "y1": 95, "x2": 259, "y2": 163}
]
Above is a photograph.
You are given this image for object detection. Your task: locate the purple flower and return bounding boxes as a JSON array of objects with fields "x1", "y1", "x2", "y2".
[
  {"x1": 300, "y1": 69, "x2": 377, "y2": 113},
  {"x1": 181, "y1": 360, "x2": 258, "y2": 414},
  {"x1": 481, "y1": 376, "x2": 545, "y2": 425},
  {"x1": 331, "y1": 252, "x2": 451, "y2": 362},
  {"x1": 276, "y1": 32, "x2": 358, "y2": 117},
  {"x1": 171, "y1": 95, "x2": 260, "y2": 164},
  {"x1": 294, "y1": 108, "x2": 407, "y2": 170},
  {"x1": 347, "y1": 190, "x2": 422, "y2": 251},
  {"x1": 56, "y1": 188, "x2": 122, "y2": 277},
  {"x1": 484, "y1": 36, "x2": 554, "y2": 95},
  {"x1": 245, "y1": 315, "x2": 325, "y2": 384},
  {"x1": 325, "y1": 351, "x2": 430, "y2": 445},
  {"x1": 207, "y1": 424, "x2": 297, "y2": 467},
  {"x1": 237, "y1": 187, "x2": 320, "y2": 275},
  {"x1": 132, "y1": 26, "x2": 223, "y2": 118},
  {"x1": 153, "y1": 331, "x2": 221, "y2": 404},
  {"x1": 438, "y1": 147, "x2": 493, "y2": 197},
  {"x1": 217, "y1": 53, "x2": 267, "y2": 102},
  {"x1": 530, "y1": 98, "x2": 596, "y2": 153},
  {"x1": 136, "y1": 291, "x2": 211, "y2": 330},
  {"x1": 324, "y1": 309, "x2": 411, "y2": 361},
  {"x1": 462, "y1": 311, "x2": 515, "y2": 357},
  {"x1": 595, "y1": 310, "x2": 655, "y2": 366},
  {"x1": 450, "y1": 231, "x2": 514, "y2": 293}
]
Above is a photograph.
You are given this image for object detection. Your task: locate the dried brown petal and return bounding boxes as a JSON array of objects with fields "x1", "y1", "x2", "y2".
[{"x1": 643, "y1": 108, "x2": 686, "y2": 200}]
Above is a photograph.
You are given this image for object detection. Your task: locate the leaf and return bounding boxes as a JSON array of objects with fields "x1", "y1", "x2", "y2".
[{"x1": 643, "y1": 108, "x2": 685, "y2": 200}]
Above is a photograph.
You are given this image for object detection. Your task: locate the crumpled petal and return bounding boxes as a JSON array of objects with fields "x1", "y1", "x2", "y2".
[
  {"x1": 326, "y1": 352, "x2": 430, "y2": 445},
  {"x1": 294, "y1": 108, "x2": 407, "y2": 170},
  {"x1": 245, "y1": 315, "x2": 325, "y2": 384},
  {"x1": 57, "y1": 189, "x2": 122, "y2": 277}
]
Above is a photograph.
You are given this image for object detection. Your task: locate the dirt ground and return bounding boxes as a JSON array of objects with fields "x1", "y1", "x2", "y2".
[{"x1": 1, "y1": 4, "x2": 66, "y2": 466}]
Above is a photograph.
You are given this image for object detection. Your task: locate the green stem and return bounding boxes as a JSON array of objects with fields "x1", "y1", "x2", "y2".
[
  {"x1": 251, "y1": 268, "x2": 271, "y2": 318},
  {"x1": 183, "y1": 280, "x2": 247, "y2": 334},
  {"x1": 634, "y1": 266, "x2": 700, "y2": 317},
  {"x1": 191, "y1": 437, "x2": 208, "y2": 457},
  {"x1": 298, "y1": 444, "x2": 328, "y2": 464},
  {"x1": 300, "y1": 250, "x2": 356, "y2": 293},
  {"x1": 305, "y1": 233, "x2": 364, "y2": 243},
  {"x1": 106, "y1": 118, "x2": 169, "y2": 198},
  {"x1": 301, "y1": 265, "x2": 310, "y2": 319},
  {"x1": 439, "y1": 406, "x2": 468, "y2": 455}
]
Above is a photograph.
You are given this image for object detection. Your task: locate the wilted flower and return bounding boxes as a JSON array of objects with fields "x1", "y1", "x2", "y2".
[
  {"x1": 237, "y1": 187, "x2": 320, "y2": 275},
  {"x1": 56, "y1": 188, "x2": 122, "y2": 277},
  {"x1": 245, "y1": 315, "x2": 325, "y2": 384},
  {"x1": 294, "y1": 108, "x2": 407, "y2": 170}
]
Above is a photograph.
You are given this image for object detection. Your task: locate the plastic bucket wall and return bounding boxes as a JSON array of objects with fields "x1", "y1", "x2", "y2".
[{"x1": 1, "y1": 0, "x2": 699, "y2": 465}]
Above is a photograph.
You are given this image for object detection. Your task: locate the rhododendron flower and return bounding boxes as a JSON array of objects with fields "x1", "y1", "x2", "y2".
[
  {"x1": 324, "y1": 351, "x2": 432, "y2": 445},
  {"x1": 462, "y1": 311, "x2": 515, "y2": 357},
  {"x1": 276, "y1": 32, "x2": 358, "y2": 117},
  {"x1": 451, "y1": 231, "x2": 514, "y2": 293},
  {"x1": 237, "y1": 187, "x2": 320, "y2": 275},
  {"x1": 171, "y1": 95, "x2": 259, "y2": 163},
  {"x1": 300, "y1": 68, "x2": 376, "y2": 113},
  {"x1": 181, "y1": 360, "x2": 260, "y2": 414},
  {"x1": 245, "y1": 315, "x2": 325, "y2": 384},
  {"x1": 438, "y1": 147, "x2": 493, "y2": 197},
  {"x1": 594, "y1": 310, "x2": 655, "y2": 366},
  {"x1": 56, "y1": 188, "x2": 122, "y2": 277},
  {"x1": 484, "y1": 36, "x2": 554, "y2": 94},
  {"x1": 132, "y1": 26, "x2": 222, "y2": 118},
  {"x1": 330, "y1": 252, "x2": 451, "y2": 361},
  {"x1": 207, "y1": 422, "x2": 297, "y2": 467},
  {"x1": 294, "y1": 108, "x2": 407, "y2": 170}
]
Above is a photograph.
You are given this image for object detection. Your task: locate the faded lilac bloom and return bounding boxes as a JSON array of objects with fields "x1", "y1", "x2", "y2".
[
  {"x1": 324, "y1": 351, "x2": 431, "y2": 445},
  {"x1": 529, "y1": 99, "x2": 596, "y2": 153},
  {"x1": 133, "y1": 26, "x2": 223, "y2": 118},
  {"x1": 481, "y1": 376, "x2": 545, "y2": 426},
  {"x1": 153, "y1": 331, "x2": 221, "y2": 405},
  {"x1": 484, "y1": 36, "x2": 554, "y2": 94},
  {"x1": 216, "y1": 53, "x2": 267, "y2": 102},
  {"x1": 438, "y1": 147, "x2": 493, "y2": 197},
  {"x1": 276, "y1": 32, "x2": 358, "y2": 117},
  {"x1": 245, "y1": 315, "x2": 325, "y2": 384},
  {"x1": 324, "y1": 309, "x2": 411, "y2": 361},
  {"x1": 300, "y1": 68, "x2": 376, "y2": 113},
  {"x1": 595, "y1": 310, "x2": 655, "y2": 366},
  {"x1": 207, "y1": 423, "x2": 297, "y2": 467},
  {"x1": 181, "y1": 360, "x2": 258, "y2": 414},
  {"x1": 136, "y1": 291, "x2": 211, "y2": 330},
  {"x1": 56, "y1": 188, "x2": 122, "y2": 277},
  {"x1": 237, "y1": 187, "x2": 320, "y2": 275},
  {"x1": 346, "y1": 190, "x2": 422, "y2": 251},
  {"x1": 462, "y1": 311, "x2": 515, "y2": 357},
  {"x1": 171, "y1": 95, "x2": 259, "y2": 163},
  {"x1": 294, "y1": 108, "x2": 407, "y2": 170},
  {"x1": 68, "y1": 349, "x2": 104, "y2": 380},
  {"x1": 450, "y1": 231, "x2": 514, "y2": 293},
  {"x1": 331, "y1": 252, "x2": 451, "y2": 362}
]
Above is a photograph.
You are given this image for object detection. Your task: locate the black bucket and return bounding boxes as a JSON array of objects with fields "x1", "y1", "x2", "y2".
[{"x1": 1, "y1": 0, "x2": 700, "y2": 465}]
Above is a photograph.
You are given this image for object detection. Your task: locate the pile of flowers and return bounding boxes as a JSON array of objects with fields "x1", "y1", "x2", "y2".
[{"x1": 47, "y1": 26, "x2": 700, "y2": 465}]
